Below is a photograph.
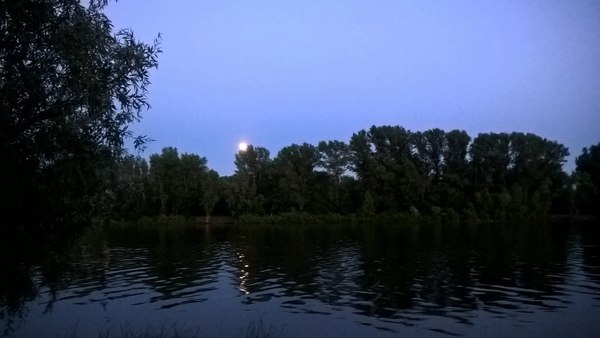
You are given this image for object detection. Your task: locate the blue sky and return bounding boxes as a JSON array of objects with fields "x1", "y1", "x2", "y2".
[{"x1": 106, "y1": 0, "x2": 600, "y2": 175}]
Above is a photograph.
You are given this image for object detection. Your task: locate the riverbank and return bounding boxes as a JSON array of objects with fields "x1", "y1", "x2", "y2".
[{"x1": 106, "y1": 212, "x2": 599, "y2": 230}]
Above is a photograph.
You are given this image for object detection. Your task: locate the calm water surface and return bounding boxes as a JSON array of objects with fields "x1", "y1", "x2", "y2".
[{"x1": 1, "y1": 221, "x2": 600, "y2": 337}]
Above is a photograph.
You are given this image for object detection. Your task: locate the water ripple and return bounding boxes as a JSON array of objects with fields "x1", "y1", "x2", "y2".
[{"x1": 4, "y1": 222, "x2": 600, "y2": 337}]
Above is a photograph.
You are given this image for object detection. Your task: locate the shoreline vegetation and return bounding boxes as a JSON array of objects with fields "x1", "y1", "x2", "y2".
[
  {"x1": 104, "y1": 128, "x2": 600, "y2": 230},
  {"x1": 72, "y1": 320, "x2": 281, "y2": 338},
  {"x1": 106, "y1": 212, "x2": 599, "y2": 231},
  {"x1": 235, "y1": 213, "x2": 600, "y2": 226},
  {"x1": 98, "y1": 130, "x2": 599, "y2": 232}
]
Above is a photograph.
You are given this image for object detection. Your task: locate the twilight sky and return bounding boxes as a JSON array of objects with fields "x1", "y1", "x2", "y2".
[{"x1": 106, "y1": 0, "x2": 600, "y2": 175}]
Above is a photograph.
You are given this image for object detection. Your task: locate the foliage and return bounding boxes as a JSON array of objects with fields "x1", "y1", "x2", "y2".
[
  {"x1": 273, "y1": 143, "x2": 320, "y2": 212},
  {"x1": 113, "y1": 126, "x2": 584, "y2": 223},
  {"x1": 147, "y1": 147, "x2": 209, "y2": 216},
  {"x1": 317, "y1": 140, "x2": 352, "y2": 211},
  {"x1": 201, "y1": 170, "x2": 223, "y2": 222},
  {"x1": 350, "y1": 125, "x2": 425, "y2": 212},
  {"x1": 237, "y1": 213, "x2": 355, "y2": 226},
  {"x1": 0, "y1": 0, "x2": 160, "y2": 232},
  {"x1": 111, "y1": 155, "x2": 150, "y2": 219},
  {"x1": 224, "y1": 145, "x2": 272, "y2": 215},
  {"x1": 575, "y1": 143, "x2": 600, "y2": 215},
  {"x1": 468, "y1": 132, "x2": 569, "y2": 218},
  {"x1": 109, "y1": 215, "x2": 194, "y2": 229}
]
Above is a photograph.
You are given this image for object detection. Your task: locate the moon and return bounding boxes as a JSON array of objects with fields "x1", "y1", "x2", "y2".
[{"x1": 238, "y1": 142, "x2": 248, "y2": 151}]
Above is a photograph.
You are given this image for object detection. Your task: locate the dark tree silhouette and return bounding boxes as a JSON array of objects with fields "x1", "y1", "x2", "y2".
[
  {"x1": 575, "y1": 143, "x2": 600, "y2": 215},
  {"x1": 0, "y1": 0, "x2": 160, "y2": 232}
]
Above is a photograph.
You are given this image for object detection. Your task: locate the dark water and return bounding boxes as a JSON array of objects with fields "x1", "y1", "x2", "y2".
[{"x1": 2, "y1": 220, "x2": 600, "y2": 337}]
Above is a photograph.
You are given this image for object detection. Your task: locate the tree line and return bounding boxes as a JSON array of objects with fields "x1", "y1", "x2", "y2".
[{"x1": 109, "y1": 127, "x2": 600, "y2": 221}]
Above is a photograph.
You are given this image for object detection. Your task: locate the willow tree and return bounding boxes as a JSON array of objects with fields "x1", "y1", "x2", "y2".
[{"x1": 0, "y1": 0, "x2": 160, "y2": 232}]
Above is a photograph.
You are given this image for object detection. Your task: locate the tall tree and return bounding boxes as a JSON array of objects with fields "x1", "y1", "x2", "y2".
[
  {"x1": 0, "y1": 0, "x2": 160, "y2": 231},
  {"x1": 412, "y1": 128, "x2": 446, "y2": 180},
  {"x1": 507, "y1": 132, "x2": 569, "y2": 214},
  {"x1": 234, "y1": 145, "x2": 271, "y2": 189},
  {"x1": 148, "y1": 148, "x2": 208, "y2": 216},
  {"x1": 468, "y1": 132, "x2": 568, "y2": 218},
  {"x1": 149, "y1": 147, "x2": 180, "y2": 215},
  {"x1": 112, "y1": 155, "x2": 149, "y2": 219},
  {"x1": 226, "y1": 145, "x2": 272, "y2": 215},
  {"x1": 175, "y1": 153, "x2": 207, "y2": 215},
  {"x1": 469, "y1": 133, "x2": 511, "y2": 193},
  {"x1": 444, "y1": 129, "x2": 471, "y2": 178},
  {"x1": 440, "y1": 129, "x2": 471, "y2": 210},
  {"x1": 412, "y1": 128, "x2": 447, "y2": 208},
  {"x1": 274, "y1": 143, "x2": 320, "y2": 212},
  {"x1": 350, "y1": 125, "x2": 424, "y2": 212},
  {"x1": 201, "y1": 170, "x2": 223, "y2": 222},
  {"x1": 468, "y1": 133, "x2": 512, "y2": 218},
  {"x1": 349, "y1": 129, "x2": 374, "y2": 183},
  {"x1": 575, "y1": 143, "x2": 600, "y2": 214},
  {"x1": 317, "y1": 140, "x2": 351, "y2": 211}
]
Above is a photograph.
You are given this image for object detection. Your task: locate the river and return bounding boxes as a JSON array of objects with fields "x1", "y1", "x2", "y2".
[{"x1": 1, "y1": 220, "x2": 600, "y2": 337}]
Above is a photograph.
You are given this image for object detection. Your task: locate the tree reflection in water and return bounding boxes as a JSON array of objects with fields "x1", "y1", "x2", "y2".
[{"x1": 1, "y1": 220, "x2": 600, "y2": 337}]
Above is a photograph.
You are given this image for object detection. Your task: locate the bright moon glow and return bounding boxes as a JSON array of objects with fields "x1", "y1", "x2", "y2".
[{"x1": 238, "y1": 142, "x2": 248, "y2": 151}]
